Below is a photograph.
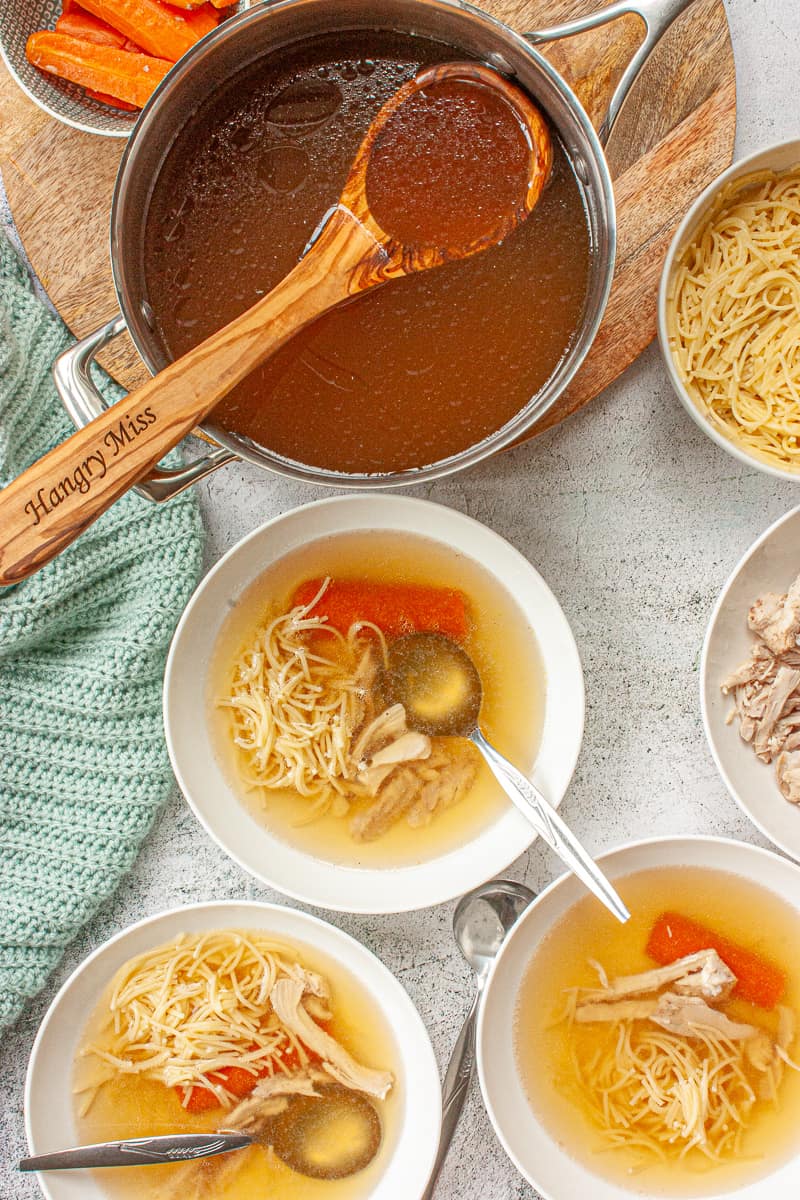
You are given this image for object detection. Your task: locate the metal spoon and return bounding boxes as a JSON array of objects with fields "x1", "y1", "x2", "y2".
[
  {"x1": 20, "y1": 1085, "x2": 382, "y2": 1179},
  {"x1": 19, "y1": 1133, "x2": 253, "y2": 1172},
  {"x1": 421, "y1": 879, "x2": 534, "y2": 1199},
  {"x1": 381, "y1": 632, "x2": 630, "y2": 923}
]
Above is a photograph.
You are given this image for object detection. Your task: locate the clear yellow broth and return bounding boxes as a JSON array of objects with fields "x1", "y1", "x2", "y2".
[
  {"x1": 75, "y1": 934, "x2": 401, "y2": 1200},
  {"x1": 514, "y1": 866, "x2": 800, "y2": 1196},
  {"x1": 209, "y1": 530, "x2": 545, "y2": 867}
]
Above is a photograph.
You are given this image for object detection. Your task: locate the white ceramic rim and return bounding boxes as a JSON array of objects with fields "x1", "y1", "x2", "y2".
[
  {"x1": 163, "y1": 494, "x2": 585, "y2": 914},
  {"x1": 24, "y1": 899, "x2": 442, "y2": 1200},
  {"x1": 700, "y1": 505, "x2": 800, "y2": 861},
  {"x1": 477, "y1": 834, "x2": 800, "y2": 1200},
  {"x1": 656, "y1": 136, "x2": 800, "y2": 484}
]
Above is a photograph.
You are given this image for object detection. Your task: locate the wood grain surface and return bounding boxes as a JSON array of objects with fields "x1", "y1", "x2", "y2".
[{"x1": 0, "y1": 0, "x2": 736, "y2": 448}]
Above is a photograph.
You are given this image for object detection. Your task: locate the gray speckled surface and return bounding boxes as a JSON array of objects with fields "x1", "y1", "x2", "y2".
[{"x1": 1, "y1": 2, "x2": 799, "y2": 1196}]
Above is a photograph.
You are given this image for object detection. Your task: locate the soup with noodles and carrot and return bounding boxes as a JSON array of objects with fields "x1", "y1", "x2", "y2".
[
  {"x1": 75, "y1": 930, "x2": 400, "y2": 1200},
  {"x1": 209, "y1": 530, "x2": 544, "y2": 867},
  {"x1": 515, "y1": 866, "x2": 800, "y2": 1195}
]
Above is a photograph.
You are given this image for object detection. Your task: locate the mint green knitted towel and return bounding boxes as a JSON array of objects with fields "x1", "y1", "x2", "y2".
[{"x1": 0, "y1": 232, "x2": 204, "y2": 1031}]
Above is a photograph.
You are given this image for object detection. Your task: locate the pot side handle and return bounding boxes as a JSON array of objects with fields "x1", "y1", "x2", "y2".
[
  {"x1": 525, "y1": 0, "x2": 696, "y2": 145},
  {"x1": 52, "y1": 315, "x2": 237, "y2": 503}
]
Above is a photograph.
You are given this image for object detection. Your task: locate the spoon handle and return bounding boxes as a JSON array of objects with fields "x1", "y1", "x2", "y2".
[
  {"x1": 0, "y1": 207, "x2": 380, "y2": 588},
  {"x1": 469, "y1": 728, "x2": 630, "y2": 924},
  {"x1": 420, "y1": 986, "x2": 481, "y2": 1200},
  {"x1": 19, "y1": 1133, "x2": 253, "y2": 1171}
]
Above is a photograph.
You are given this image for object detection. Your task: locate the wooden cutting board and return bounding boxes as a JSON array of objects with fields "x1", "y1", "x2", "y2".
[{"x1": 0, "y1": 0, "x2": 735, "y2": 444}]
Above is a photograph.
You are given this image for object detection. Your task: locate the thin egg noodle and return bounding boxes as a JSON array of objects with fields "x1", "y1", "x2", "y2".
[{"x1": 667, "y1": 167, "x2": 800, "y2": 470}]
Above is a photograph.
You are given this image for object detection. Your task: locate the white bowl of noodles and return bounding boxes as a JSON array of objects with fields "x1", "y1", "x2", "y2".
[
  {"x1": 478, "y1": 836, "x2": 800, "y2": 1200},
  {"x1": 658, "y1": 138, "x2": 800, "y2": 482},
  {"x1": 25, "y1": 900, "x2": 441, "y2": 1200},
  {"x1": 163, "y1": 495, "x2": 584, "y2": 913}
]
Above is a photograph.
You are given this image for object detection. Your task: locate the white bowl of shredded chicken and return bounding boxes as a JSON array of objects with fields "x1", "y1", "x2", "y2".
[
  {"x1": 658, "y1": 138, "x2": 800, "y2": 482},
  {"x1": 25, "y1": 900, "x2": 442, "y2": 1200},
  {"x1": 163, "y1": 495, "x2": 584, "y2": 913},
  {"x1": 701, "y1": 505, "x2": 800, "y2": 862}
]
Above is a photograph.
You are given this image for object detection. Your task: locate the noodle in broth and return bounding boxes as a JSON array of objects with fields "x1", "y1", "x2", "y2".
[
  {"x1": 515, "y1": 866, "x2": 800, "y2": 1196},
  {"x1": 210, "y1": 531, "x2": 545, "y2": 868},
  {"x1": 75, "y1": 931, "x2": 400, "y2": 1200}
]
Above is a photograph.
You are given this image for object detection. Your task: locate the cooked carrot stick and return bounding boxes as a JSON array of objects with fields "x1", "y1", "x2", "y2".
[
  {"x1": 646, "y1": 912, "x2": 787, "y2": 1009},
  {"x1": 55, "y1": 10, "x2": 127, "y2": 48},
  {"x1": 178, "y1": 1044, "x2": 307, "y2": 1113},
  {"x1": 159, "y1": 0, "x2": 207, "y2": 7},
  {"x1": 85, "y1": 86, "x2": 138, "y2": 110},
  {"x1": 56, "y1": 11, "x2": 144, "y2": 54},
  {"x1": 75, "y1": 0, "x2": 200, "y2": 60},
  {"x1": 26, "y1": 33, "x2": 171, "y2": 109},
  {"x1": 180, "y1": 1064, "x2": 262, "y2": 1113},
  {"x1": 292, "y1": 579, "x2": 470, "y2": 642},
  {"x1": 169, "y1": 2, "x2": 220, "y2": 39},
  {"x1": 209, "y1": 0, "x2": 238, "y2": 7}
]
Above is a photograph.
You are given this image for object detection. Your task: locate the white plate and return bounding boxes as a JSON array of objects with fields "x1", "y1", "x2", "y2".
[
  {"x1": 163, "y1": 495, "x2": 585, "y2": 913},
  {"x1": 25, "y1": 900, "x2": 441, "y2": 1200},
  {"x1": 477, "y1": 835, "x2": 800, "y2": 1200},
  {"x1": 701, "y1": 506, "x2": 800, "y2": 862}
]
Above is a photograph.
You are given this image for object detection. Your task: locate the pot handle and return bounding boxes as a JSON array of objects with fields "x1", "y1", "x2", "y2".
[
  {"x1": 52, "y1": 315, "x2": 237, "y2": 503},
  {"x1": 526, "y1": 0, "x2": 695, "y2": 144}
]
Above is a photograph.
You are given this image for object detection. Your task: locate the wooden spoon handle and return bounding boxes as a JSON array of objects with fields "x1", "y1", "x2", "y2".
[{"x1": 0, "y1": 209, "x2": 380, "y2": 587}]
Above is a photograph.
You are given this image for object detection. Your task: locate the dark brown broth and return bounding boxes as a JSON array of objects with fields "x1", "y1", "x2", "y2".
[
  {"x1": 365, "y1": 77, "x2": 531, "y2": 248},
  {"x1": 143, "y1": 31, "x2": 591, "y2": 474}
]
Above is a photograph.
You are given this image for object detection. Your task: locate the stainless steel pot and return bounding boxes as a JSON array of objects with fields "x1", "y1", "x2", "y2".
[{"x1": 54, "y1": 0, "x2": 694, "y2": 501}]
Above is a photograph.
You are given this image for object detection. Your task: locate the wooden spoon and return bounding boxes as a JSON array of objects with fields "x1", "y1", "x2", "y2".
[{"x1": 0, "y1": 62, "x2": 552, "y2": 587}]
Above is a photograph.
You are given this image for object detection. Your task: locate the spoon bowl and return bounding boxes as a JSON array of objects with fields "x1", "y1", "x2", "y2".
[
  {"x1": 381, "y1": 632, "x2": 483, "y2": 737},
  {"x1": 257, "y1": 1084, "x2": 383, "y2": 1180},
  {"x1": 454, "y1": 878, "x2": 534, "y2": 980},
  {"x1": 421, "y1": 878, "x2": 534, "y2": 1199}
]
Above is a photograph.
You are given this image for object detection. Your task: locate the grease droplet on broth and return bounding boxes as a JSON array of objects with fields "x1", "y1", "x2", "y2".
[
  {"x1": 258, "y1": 143, "x2": 311, "y2": 194},
  {"x1": 266, "y1": 79, "x2": 342, "y2": 128}
]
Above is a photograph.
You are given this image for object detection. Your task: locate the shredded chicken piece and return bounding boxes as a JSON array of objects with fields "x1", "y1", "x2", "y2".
[
  {"x1": 350, "y1": 703, "x2": 408, "y2": 765},
  {"x1": 749, "y1": 576, "x2": 800, "y2": 655},
  {"x1": 574, "y1": 998, "x2": 658, "y2": 1023},
  {"x1": 746, "y1": 1030, "x2": 777, "y2": 1073},
  {"x1": 224, "y1": 1068, "x2": 324, "y2": 1131},
  {"x1": 270, "y1": 979, "x2": 394, "y2": 1099},
  {"x1": 578, "y1": 950, "x2": 736, "y2": 1005},
  {"x1": 355, "y1": 761, "x2": 397, "y2": 797},
  {"x1": 754, "y1": 666, "x2": 800, "y2": 757},
  {"x1": 350, "y1": 764, "x2": 423, "y2": 840},
  {"x1": 366, "y1": 731, "x2": 431, "y2": 767},
  {"x1": 649, "y1": 992, "x2": 759, "y2": 1040},
  {"x1": 776, "y1": 748, "x2": 800, "y2": 803},
  {"x1": 350, "y1": 740, "x2": 478, "y2": 840},
  {"x1": 723, "y1": 569, "x2": 800, "y2": 803},
  {"x1": 406, "y1": 743, "x2": 478, "y2": 828},
  {"x1": 282, "y1": 962, "x2": 330, "y2": 1001}
]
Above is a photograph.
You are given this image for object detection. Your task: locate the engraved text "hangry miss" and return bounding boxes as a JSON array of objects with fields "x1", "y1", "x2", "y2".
[{"x1": 24, "y1": 407, "x2": 157, "y2": 527}]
